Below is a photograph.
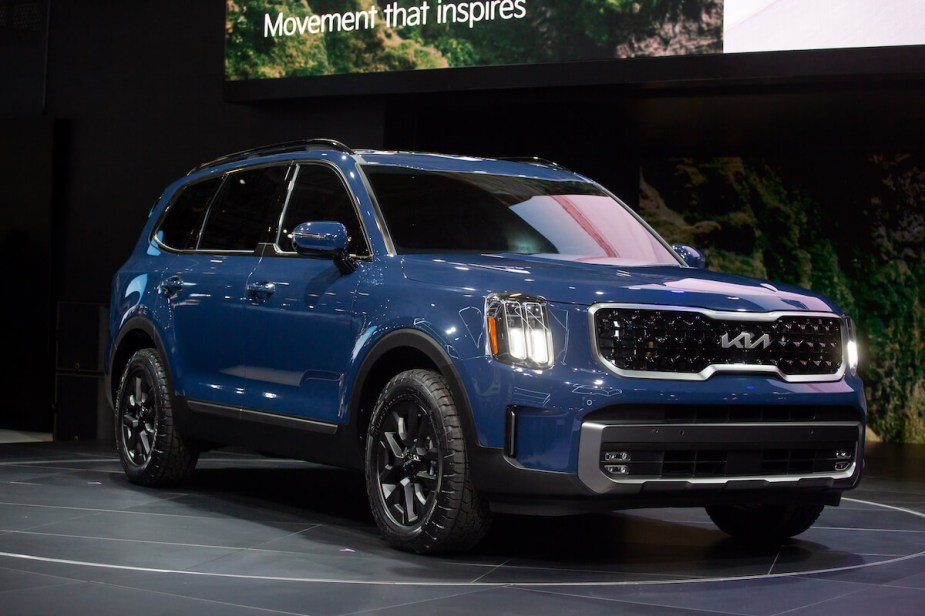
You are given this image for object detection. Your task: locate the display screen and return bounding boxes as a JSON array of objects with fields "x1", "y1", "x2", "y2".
[
  {"x1": 224, "y1": 0, "x2": 925, "y2": 90},
  {"x1": 724, "y1": 0, "x2": 925, "y2": 53}
]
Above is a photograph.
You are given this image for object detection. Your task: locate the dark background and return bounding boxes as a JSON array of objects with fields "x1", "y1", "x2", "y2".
[{"x1": 1, "y1": 1, "x2": 924, "y2": 437}]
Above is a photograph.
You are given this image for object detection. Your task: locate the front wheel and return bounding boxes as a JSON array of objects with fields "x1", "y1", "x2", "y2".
[
  {"x1": 115, "y1": 348, "x2": 198, "y2": 486},
  {"x1": 365, "y1": 369, "x2": 491, "y2": 554},
  {"x1": 706, "y1": 503, "x2": 825, "y2": 543}
]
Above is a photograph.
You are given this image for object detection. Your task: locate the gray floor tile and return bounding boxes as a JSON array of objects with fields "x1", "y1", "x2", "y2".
[
  {"x1": 784, "y1": 585, "x2": 925, "y2": 616},
  {"x1": 1, "y1": 580, "x2": 299, "y2": 616},
  {"x1": 0, "y1": 440, "x2": 923, "y2": 616},
  {"x1": 356, "y1": 586, "x2": 730, "y2": 616},
  {"x1": 524, "y1": 577, "x2": 868, "y2": 616},
  {"x1": 0, "y1": 565, "x2": 81, "y2": 593},
  {"x1": 0, "y1": 530, "x2": 242, "y2": 572}
]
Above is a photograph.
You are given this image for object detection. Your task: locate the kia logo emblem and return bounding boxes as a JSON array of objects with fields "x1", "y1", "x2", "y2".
[{"x1": 720, "y1": 332, "x2": 771, "y2": 349}]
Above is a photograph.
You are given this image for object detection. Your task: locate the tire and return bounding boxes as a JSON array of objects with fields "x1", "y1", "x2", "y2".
[
  {"x1": 365, "y1": 369, "x2": 491, "y2": 554},
  {"x1": 114, "y1": 348, "x2": 198, "y2": 486},
  {"x1": 706, "y1": 503, "x2": 825, "y2": 543}
]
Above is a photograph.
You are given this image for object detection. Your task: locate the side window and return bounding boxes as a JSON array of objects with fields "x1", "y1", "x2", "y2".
[
  {"x1": 198, "y1": 165, "x2": 291, "y2": 252},
  {"x1": 278, "y1": 164, "x2": 367, "y2": 255},
  {"x1": 156, "y1": 178, "x2": 221, "y2": 251}
]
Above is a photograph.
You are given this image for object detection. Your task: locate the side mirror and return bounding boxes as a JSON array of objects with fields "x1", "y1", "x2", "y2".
[
  {"x1": 292, "y1": 221, "x2": 356, "y2": 274},
  {"x1": 672, "y1": 244, "x2": 706, "y2": 269},
  {"x1": 293, "y1": 221, "x2": 349, "y2": 255}
]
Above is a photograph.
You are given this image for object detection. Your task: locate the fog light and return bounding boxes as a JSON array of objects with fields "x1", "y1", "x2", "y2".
[
  {"x1": 604, "y1": 451, "x2": 630, "y2": 462},
  {"x1": 835, "y1": 449, "x2": 851, "y2": 459},
  {"x1": 604, "y1": 464, "x2": 629, "y2": 475},
  {"x1": 834, "y1": 461, "x2": 850, "y2": 471}
]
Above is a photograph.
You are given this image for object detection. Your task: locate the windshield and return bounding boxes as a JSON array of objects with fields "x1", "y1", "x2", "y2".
[{"x1": 364, "y1": 166, "x2": 681, "y2": 266}]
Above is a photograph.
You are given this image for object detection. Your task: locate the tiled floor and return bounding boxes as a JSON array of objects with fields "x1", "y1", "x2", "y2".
[{"x1": 0, "y1": 440, "x2": 923, "y2": 615}]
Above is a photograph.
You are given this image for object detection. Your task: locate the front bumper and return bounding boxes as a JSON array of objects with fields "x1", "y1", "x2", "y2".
[
  {"x1": 577, "y1": 420, "x2": 861, "y2": 494},
  {"x1": 461, "y1": 362, "x2": 866, "y2": 515},
  {"x1": 456, "y1": 299, "x2": 866, "y2": 514},
  {"x1": 469, "y1": 439, "x2": 860, "y2": 516}
]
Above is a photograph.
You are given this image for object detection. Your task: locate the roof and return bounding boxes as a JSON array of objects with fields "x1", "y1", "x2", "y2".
[{"x1": 187, "y1": 139, "x2": 578, "y2": 182}]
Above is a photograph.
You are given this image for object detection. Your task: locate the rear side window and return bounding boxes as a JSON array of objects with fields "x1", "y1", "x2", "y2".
[
  {"x1": 156, "y1": 178, "x2": 221, "y2": 251},
  {"x1": 199, "y1": 165, "x2": 292, "y2": 252}
]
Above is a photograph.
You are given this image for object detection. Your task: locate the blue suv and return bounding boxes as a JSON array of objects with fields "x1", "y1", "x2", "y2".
[{"x1": 107, "y1": 139, "x2": 865, "y2": 553}]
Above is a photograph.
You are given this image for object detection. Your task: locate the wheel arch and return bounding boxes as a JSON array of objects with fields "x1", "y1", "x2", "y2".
[
  {"x1": 346, "y1": 329, "x2": 479, "y2": 467},
  {"x1": 107, "y1": 317, "x2": 169, "y2": 410}
]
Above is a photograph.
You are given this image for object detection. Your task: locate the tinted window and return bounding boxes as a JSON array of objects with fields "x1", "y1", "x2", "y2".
[
  {"x1": 278, "y1": 164, "x2": 366, "y2": 255},
  {"x1": 199, "y1": 165, "x2": 291, "y2": 252},
  {"x1": 365, "y1": 167, "x2": 680, "y2": 266},
  {"x1": 156, "y1": 178, "x2": 221, "y2": 251}
]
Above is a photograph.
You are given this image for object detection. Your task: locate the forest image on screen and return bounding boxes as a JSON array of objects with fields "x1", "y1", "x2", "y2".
[{"x1": 224, "y1": 0, "x2": 724, "y2": 80}]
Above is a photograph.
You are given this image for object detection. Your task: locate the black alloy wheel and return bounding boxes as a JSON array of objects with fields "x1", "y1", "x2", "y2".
[
  {"x1": 373, "y1": 396, "x2": 441, "y2": 527},
  {"x1": 365, "y1": 369, "x2": 490, "y2": 554},
  {"x1": 120, "y1": 367, "x2": 157, "y2": 466},
  {"x1": 115, "y1": 348, "x2": 198, "y2": 486}
]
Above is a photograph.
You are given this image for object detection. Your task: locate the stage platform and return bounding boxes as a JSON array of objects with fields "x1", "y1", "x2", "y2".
[{"x1": 1, "y1": 440, "x2": 923, "y2": 615}]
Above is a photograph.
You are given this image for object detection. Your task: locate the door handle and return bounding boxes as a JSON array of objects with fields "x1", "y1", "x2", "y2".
[
  {"x1": 160, "y1": 275, "x2": 185, "y2": 296},
  {"x1": 247, "y1": 281, "x2": 276, "y2": 299}
]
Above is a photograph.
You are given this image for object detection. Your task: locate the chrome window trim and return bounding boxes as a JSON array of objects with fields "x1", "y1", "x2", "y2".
[
  {"x1": 355, "y1": 160, "x2": 398, "y2": 257},
  {"x1": 588, "y1": 303, "x2": 848, "y2": 383},
  {"x1": 270, "y1": 160, "x2": 373, "y2": 259},
  {"x1": 196, "y1": 164, "x2": 293, "y2": 253},
  {"x1": 151, "y1": 163, "x2": 294, "y2": 256},
  {"x1": 151, "y1": 158, "x2": 375, "y2": 258},
  {"x1": 150, "y1": 174, "x2": 225, "y2": 253},
  {"x1": 152, "y1": 234, "x2": 254, "y2": 255}
]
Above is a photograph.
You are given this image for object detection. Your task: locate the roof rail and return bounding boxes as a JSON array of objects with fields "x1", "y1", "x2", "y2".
[
  {"x1": 499, "y1": 156, "x2": 569, "y2": 171},
  {"x1": 189, "y1": 138, "x2": 355, "y2": 174}
]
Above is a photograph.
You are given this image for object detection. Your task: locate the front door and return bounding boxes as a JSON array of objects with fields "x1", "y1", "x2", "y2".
[{"x1": 241, "y1": 163, "x2": 370, "y2": 422}]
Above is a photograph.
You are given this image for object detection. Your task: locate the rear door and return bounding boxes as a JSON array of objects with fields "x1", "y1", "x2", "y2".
[{"x1": 159, "y1": 164, "x2": 292, "y2": 408}]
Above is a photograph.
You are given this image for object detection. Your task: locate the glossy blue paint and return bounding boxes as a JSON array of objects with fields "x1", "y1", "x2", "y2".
[
  {"x1": 241, "y1": 253, "x2": 365, "y2": 421},
  {"x1": 107, "y1": 144, "x2": 867, "y2": 502},
  {"x1": 292, "y1": 221, "x2": 350, "y2": 255},
  {"x1": 672, "y1": 244, "x2": 707, "y2": 268}
]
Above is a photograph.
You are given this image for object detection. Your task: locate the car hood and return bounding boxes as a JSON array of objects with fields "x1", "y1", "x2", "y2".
[{"x1": 400, "y1": 253, "x2": 839, "y2": 313}]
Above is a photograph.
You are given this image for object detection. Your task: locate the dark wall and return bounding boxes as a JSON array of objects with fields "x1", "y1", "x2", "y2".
[
  {"x1": 0, "y1": 118, "x2": 54, "y2": 431},
  {"x1": 384, "y1": 79, "x2": 925, "y2": 205},
  {"x1": 1, "y1": 1, "x2": 385, "y2": 431},
  {"x1": 43, "y1": 1, "x2": 384, "y2": 304},
  {"x1": 0, "y1": 0, "x2": 47, "y2": 114},
  {"x1": 1, "y1": 1, "x2": 923, "y2": 434}
]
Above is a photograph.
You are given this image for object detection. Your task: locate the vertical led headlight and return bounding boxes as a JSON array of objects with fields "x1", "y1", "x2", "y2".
[
  {"x1": 845, "y1": 315, "x2": 859, "y2": 376},
  {"x1": 486, "y1": 294, "x2": 554, "y2": 369}
]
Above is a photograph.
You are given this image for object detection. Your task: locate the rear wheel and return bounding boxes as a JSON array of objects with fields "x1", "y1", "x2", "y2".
[
  {"x1": 365, "y1": 369, "x2": 491, "y2": 554},
  {"x1": 115, "y1": 348, "x2": 198, "y2": 486},
  {"x1": 706, "y1": 503, "x2": 825, "y2": 543}
]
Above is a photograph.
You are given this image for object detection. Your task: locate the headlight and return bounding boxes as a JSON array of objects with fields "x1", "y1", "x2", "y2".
[
  {"x1": 845, "y1": 315, "x2": 859, "y2": 375},
  {"x1": 486, "y1": 294, "x2": 554, "y2": 369}
]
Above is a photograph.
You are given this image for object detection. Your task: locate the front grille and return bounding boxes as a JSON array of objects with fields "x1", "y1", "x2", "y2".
[{"x1": 594, "y1": 306, "x2": 843, "y2": 378}]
